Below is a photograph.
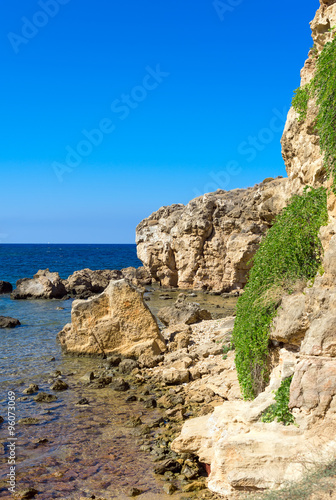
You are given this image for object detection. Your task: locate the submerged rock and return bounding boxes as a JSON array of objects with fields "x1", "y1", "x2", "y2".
[
  {"x1": 11, "y1": 269, "x2": 67, "y2": 300},
  {"x1": 58, "y1": 279, "x2": 165, "y2": 357},
  {"x1": 0, "y1": 316, "x2": 21, "y2": 328}
]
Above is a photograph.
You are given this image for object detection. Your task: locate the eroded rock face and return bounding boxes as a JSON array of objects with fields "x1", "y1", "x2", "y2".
[
  {"x1": 58, "y1": 279, "x2": 165, "y2": 357},
  {"x1": 136, "y1": 177, "x2": 288, "y2": 292},
  {"x1": 281, "y1": 0, "x2": 336, "y2": 201},
  {"x1": 11, "y1": 269, "x2": 67, "y2": 300}
]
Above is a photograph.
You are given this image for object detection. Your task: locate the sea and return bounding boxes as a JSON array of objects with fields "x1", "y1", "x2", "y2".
[{"x1": 0, "y1": 244, "x2": 175, "y2": 499}]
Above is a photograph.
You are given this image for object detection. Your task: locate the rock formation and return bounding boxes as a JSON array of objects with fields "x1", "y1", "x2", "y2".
[
  {"x1": 58, "y1": 279, "x2": 166, "y2": 357},
  {"x1": 0, "y1": 281, "x2": 13, "y2": 294},
  {"x1": 158, "y1": 294, "x2": 212, "y2": 326},
  {"x1": 136, "y1": 177, "x2": 288, "y2": 292},
  {"x1": 0, "y1": 316, "x2": 21, "y2": 328},
  {"x1": 11, "y1": 269, "x2": 67, "y2": 300},
  {"x1": 171, "y1": 1, "x2": 336, "y2": 496},
  {"x1": 64, "y1": 268, "x2": 124, "y2": 298}
]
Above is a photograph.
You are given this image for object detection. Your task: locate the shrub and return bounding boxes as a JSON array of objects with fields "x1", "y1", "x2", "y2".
[
  {"x1": 292, "y1": 84, "x2": 311, "y2": 121},
  {"x1": 233, "y1": 187, "x2": 328, "y2": 400},
  {"x1": 261, "y1": 376, "x2": 295, "y2": 425}
]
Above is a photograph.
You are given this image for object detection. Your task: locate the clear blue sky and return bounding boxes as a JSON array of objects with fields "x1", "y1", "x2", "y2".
[{"x1": 0, "y1": 0, "x2": 319, "y2": 243}]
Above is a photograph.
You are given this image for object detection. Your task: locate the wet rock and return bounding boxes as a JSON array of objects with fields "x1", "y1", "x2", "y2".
[
  {"x1": 182, "y1": 480, "x2": 206, "y2": 492},
  {"x1": 80, "y1": 372, "x2": 95, "y2": 382},
  {"x1": 33, "y1": 438, "x2": 48, "y2": 447},
  {"x1": 111, "y1": 378, "x2": 130, "y2": 392},
  {"x1": 128, "y1": 487, "x2": 144, "y2": 497},
  {"x1": 49, "y1": 356, "x2": 56, "y2": 362},
  {"x1": 0, "y1": 281, "x2": 12, "y2": 294},
  {"x1": 0, "y1": 316, "x2": 21, "y2": 328},
  {"x1": 12, "y1": 269, "x2": 67, "y2": 300},
  {"x1": 126, "y1": 395, "x2": 137, "y2": 402},
  {"x1": 34, "y1": 392, "x2": 58, "y2": 403},
  {"x1": 106, "y1": 355, "x2": 122, "y2": 367},
  {"x1": 18, "y1": 418, "x2": 41, "y2": 425},
  {"x1": 18, "y1": 487, "x2": 39, "y2": 499},
  {"x1": 158, "y1": 296, "x2": 212, "y2": 326},
  {"x1": 76, "y1": 398, "x2": 90, "y2": 405},
  {"x1": 154, "y1": 459, "x2": 182, "y2": 475},
  {"x1": 163, "y1": 483, "x2": 177, "y2": 495},
  {"x1": 0, "y1": 416, "x2": 3, "y2": 424},
  {"x1": 143, "y1": 398, "x2": 157, "y2": 408},
  {"x1": 51, "y1": 380, "x2": 69, "y2": 391},
  {"x1": 119, "y1": 359, "x2": 138, "y2": 374},
  {"x1": 23, "y1": 384, "x2": 39, "y2": 394},
  {"x1": 94, "y1": 376, "x2": 113, "y2": 388}
]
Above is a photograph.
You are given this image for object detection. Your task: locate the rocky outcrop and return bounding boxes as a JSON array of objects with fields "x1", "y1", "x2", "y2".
[
  {"x1": 0, "y1": 316, "x2": 21, "y2": 328},
  {"x1": 0, "y1": 281, "x2": 12, "y2": 294},
  {"x1": 11, "y1": 269, "x2": 67, "y2": 300},
  {"x1": 64, "y1": 268, "x2": 123, "y2": 298},
  {"x1": 158, "y1": 294, "x2": 212, "y2": 326},
  {"x1": 281, "y1": 0, "x2": 336, "y2": 200},
  {"x1": 171, "y1": 2, "x2": 336, "y2": 495},
  {"x1": 136, "y1": 177, "x2": 288, "y2": 292},
  {"x1": 58, "y1": 279, "x2": 165, "y2": 357}
]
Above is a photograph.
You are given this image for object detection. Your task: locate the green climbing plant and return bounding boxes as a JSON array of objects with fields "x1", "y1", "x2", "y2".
[
  {"x1": 233, "y1": 187, "x2": 328, "y2": 400},
  {"x1": 292, "y1": 34, "x2": 336, "y2": 191},
  {"x1": 261, "y1": 376, "x2": 295, "y2": 426}
]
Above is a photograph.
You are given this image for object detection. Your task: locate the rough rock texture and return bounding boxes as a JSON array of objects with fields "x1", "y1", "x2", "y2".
[
  {"x1": 172, "y1": 349, "x2": 336, "y2": 496},
  {"x1": 158, "y1": 294, "x2": 212, "y2": 326},
  {"x1": 281, "y1": 0, "x2": 336, "y2": 202},
  {"x1": 172, "y1": 3, "x2": 336, "y2": 495},
  {"x1": 0, "y1": 316, "x2": 21, "y2": 328},
  {"x1": 58, "y1": 279, "x2": 165, "y2": 357},
  {"x1": 0, "y1": 281, "x2": 12, "y2": 294},
  {"x1": 136, "y1": 177, "x2": 288, "y2": 292},
  {"x1": 11, "y1": 269, "x2": 67, "y2": 300},
  {"x1": 64, "y1": 268, "x2": 124, "y2": 298}
]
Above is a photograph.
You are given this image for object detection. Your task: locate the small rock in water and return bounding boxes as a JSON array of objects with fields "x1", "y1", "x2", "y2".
[
  {"x1": 128, "y1": 487, "x2": 143, "y2": 497},
  {"x1": 18, "y1": 418, "x2": 41, "y2": 426},
  {"x1": 119, "y1": 359, "x2": 138, "y2": 374},
  {"x1": 126, "y1": 395, "x2": 137, "y2": 402},
  {"x1": 0, "y1": 281, "x2": 13, "y2": 294},
  {"x1": 143, "y1": 398, "x2": 157, "y2": 408},
  {"x1": 18, "y1": 487, "x2": 39, "y2": 499},
  {"x1": 34, "y1": 392, "x2": 58, "y2": 403},
  {"x1": 80, "y1": 372, "x2": 95, "y2": 382},
  {"x1": 0, "y1": 316, "x2": 21, "y2": 328},
  {"x1": 154, "y1": 459, "x2": 182, "y2": 475},
  {"x1": 110, "y1": 378, "x2": 130, "y2": 392},
  {"x1": 0, "y1": 416, "x2": 3, "y2": 424},
  {"x1": 49, "y1": 356, "x2": 56, "y2": 362},
  {"x1": 23, "y1": 384, "x2": 39, "y2": 395},
  {"x1": 56, "y1": 307, "x2": 65, "y2": 310},
  {"x1": 51, "y1": 379, "x2": 69, "y2": 391},
  {"x1": 106, "y1": 355, "x2": 122, "y2": 367},
  {"x1": 33, "y1": 438, "x2": 48, "y2": 447},
  {"x1": 76, "y1": 398, "x2": 90, "y2": 405},
  {"x1": 163, "y1": 483, "x2": 177, "y2": 495}
]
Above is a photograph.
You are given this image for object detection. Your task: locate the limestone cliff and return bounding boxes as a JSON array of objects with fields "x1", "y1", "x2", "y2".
[
  {"x1": 172, "y1": 1, "x2": 336, "y2": 496},
  {"x1": 136, "y1": 177, "x2": 287, "y2": 292}
]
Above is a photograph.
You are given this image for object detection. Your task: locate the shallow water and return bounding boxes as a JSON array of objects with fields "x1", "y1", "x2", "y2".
[{"x1": 0, "y1": 283, "x2": 236, "y2": 498}]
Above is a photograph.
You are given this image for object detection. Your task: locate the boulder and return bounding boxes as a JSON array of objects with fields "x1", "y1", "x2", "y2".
[
  {"x1": 121, "y1": 266, "x2": 153, "y2": 287},
  {"x1": 64, "y1": 268, "x2": 123, "y2": 298},
  {"x1": 0, "y1": 316, "x2": 21, "y2": 328},
  {"x1": 58, "y1": 279, "x2": 166, "y2": 357},
  {"x1": 158, "y1": 295, "x2": 211, "y2": 326},
  {"x1": 11, "y1": 269, "x2": 67, "y2": 300},
  {"x1": 162, "y1": 368, "x2": 190, "y2": 385},
  {"x1": 0, "y1": 281, "x2": 12, "y2": 294}
]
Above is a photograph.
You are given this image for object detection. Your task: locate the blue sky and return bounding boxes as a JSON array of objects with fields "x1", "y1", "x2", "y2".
[{"x1": 0, "y1": 0, "x2": 319, "y2": 243}]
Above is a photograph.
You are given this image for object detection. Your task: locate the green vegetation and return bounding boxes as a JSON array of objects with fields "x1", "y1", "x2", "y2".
[
  {"x1": 292, "y1": 35, "x2": 336, "y2": 191},
  {"x1": 261, "y1": 376, "x2": 295, "y2": 426},
  {"x1": 292, "y1": 84, "x2": 311, "y2": 122},
  {"x1": 233, "y1": 187, "x2": 328, "y2": 400}
]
